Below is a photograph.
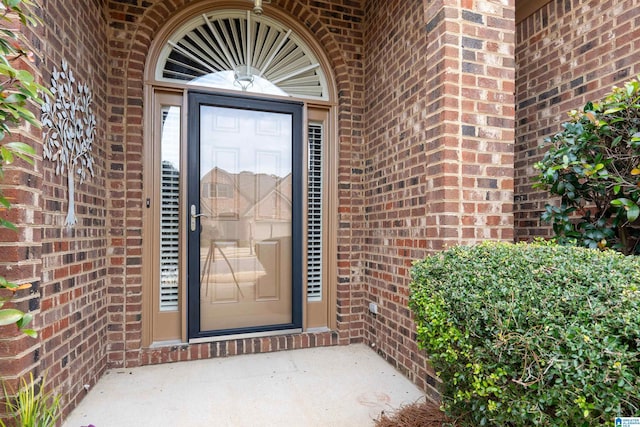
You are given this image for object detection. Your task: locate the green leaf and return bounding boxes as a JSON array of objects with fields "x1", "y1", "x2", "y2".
[
  {"x1": 15, "y1": 69, "x2": 34, "y2": 84},
  {"x1": 0, "y1": 195, "x2": 11, "y2": 208},
  {"x1": 0, "y1": 308, "x2": 24, "y2": 326},
  {"x1": 3, "y1": 93, "x2": 27, "y2": 104},
  {"x1": 4, "y1": 141, "x2": 36, "y2": 153},
  {"x1": 603, "y1": 107, "x2": 624, "y2": 114},
  {"x1": 20, "y1": 328, "x2": 36, "y2": 338},
  {"x1": 0, "y1": 146, "x2": 14, "y2": 163},
  {"x1": 3, "y1": 141, "x2": 35, "y2": 165},
  {"x1": 16, "y1": 312, "x2": 32, "y2": 329},
  {"x1": 627, "y1": 204, "x2": 639, "y2": 222},
  {"x1": 0, "y1": 219, "x2": 16, "y2": 231}
]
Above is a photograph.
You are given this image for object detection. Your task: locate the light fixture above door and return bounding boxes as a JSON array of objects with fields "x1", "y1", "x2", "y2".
[{"x1": 249, "y1": 0, "x2": 271, "y2": 15}]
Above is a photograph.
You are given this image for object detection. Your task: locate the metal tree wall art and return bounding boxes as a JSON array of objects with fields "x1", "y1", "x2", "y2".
[{"x1": 42, "y1": 60, "x2": 96, "y2": 226}]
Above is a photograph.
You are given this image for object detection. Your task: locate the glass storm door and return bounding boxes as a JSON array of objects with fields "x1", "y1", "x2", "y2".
[{"x1": 187, "y1": 92, "x2": 303, "y2": 340}]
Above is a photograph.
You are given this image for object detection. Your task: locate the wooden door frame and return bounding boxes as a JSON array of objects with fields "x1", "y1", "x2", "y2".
[{"x1": 142, "y1": 88, "x2": 338, "y2": 346}]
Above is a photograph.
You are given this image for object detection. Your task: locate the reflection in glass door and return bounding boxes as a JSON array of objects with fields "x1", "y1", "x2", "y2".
[{"x1": 188, "y1": 93, "x2": 303, "y2": 339}]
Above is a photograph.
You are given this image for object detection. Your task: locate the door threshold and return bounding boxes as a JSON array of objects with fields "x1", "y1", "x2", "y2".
[
  {"x1": 189, "y1": 328, "x2": 303, "y2": 344},
  {"x1": 149, "y1": 339, "x2": 185, "y2": 348}
]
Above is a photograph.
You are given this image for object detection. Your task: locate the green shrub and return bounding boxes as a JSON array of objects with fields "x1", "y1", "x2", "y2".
[
  {"x1": 409, "y1": 241, "x2": 640, "y2": 426},
  {"x1": 534, "y1": 75, "x2": 640, "y2": 254}
]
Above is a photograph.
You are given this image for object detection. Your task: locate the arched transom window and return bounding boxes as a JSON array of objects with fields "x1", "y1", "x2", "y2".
[{"x1": 155, "y1": 10, "x2": 329, "y2": 100}]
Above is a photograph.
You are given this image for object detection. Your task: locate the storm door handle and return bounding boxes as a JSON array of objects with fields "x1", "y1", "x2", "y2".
[{"x1": 190, "y1": 204, "x2": 208, "y2": 231}]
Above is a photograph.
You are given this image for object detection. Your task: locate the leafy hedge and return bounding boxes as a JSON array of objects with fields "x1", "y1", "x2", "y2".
[
  {"x1": 534, "y1": 76, "x2": 640, "y2": 255},
  {"x1": 409, "y1": 241, "x2": 640, "y2": 426}
]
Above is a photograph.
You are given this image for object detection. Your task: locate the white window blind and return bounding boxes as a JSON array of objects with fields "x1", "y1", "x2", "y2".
[
  {"x1": 160, "y1": 107, "x2": 180, "y2": 311},
  {"x1": 307, "y1": 123, "x2": 323, "y2": 301},
  {"x1": 158, "y1": 11, "x2": 328, "y2": 100}
]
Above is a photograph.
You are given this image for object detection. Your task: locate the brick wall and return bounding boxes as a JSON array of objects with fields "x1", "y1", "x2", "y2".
[
  {"x1": 0, "y1": 4, "x2": 46, "y2": 407},
  {"x1": 105, "y1": 0, "x2": 365, "y2": 367},
  {"x1": 515, "y1": 0, "x2": 640, "y2": 240},
  {"x1": 0, "y1": 0, "x2": 110, "y2": 420},
  {"x1": 363, "y1": 0, "x2": 515, "y2": 398}
]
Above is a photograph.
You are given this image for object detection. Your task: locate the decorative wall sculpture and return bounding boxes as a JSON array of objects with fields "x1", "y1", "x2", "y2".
[{"x1": 42, "y1": 60, "x2": 96, "y2": 226}]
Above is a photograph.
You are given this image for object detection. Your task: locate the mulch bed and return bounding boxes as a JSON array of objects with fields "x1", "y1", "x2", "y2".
[{"x1": 374, "y1": 400, "x2": 451, "y2": 427}]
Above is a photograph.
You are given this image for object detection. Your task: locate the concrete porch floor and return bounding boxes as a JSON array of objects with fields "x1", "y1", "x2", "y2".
[{"x1": 62, "y1": 344, "x2": 426, "y2": 427}]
